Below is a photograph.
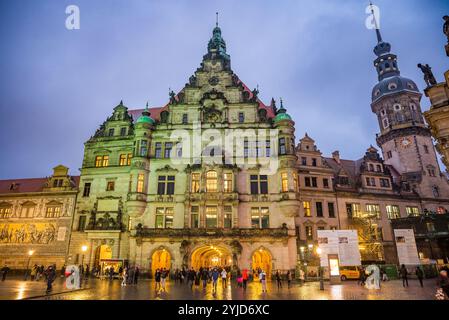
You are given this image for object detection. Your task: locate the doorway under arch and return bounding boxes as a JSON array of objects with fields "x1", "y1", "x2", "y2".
[
  {"x1": 251, "y1": 248, "x2": 272, "y2": 279},
  {"x1": 190, "y1": 245, "x2": 233, "y2": 270},
  {"x1": 94, "y1": 244, "x2": 112, "y2": 267},
  {"x1": 151, "y1": 249, "x2": 171, "y2": 276}
]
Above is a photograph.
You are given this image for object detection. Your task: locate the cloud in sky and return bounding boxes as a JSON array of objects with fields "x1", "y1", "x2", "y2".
[{"x1": 0, "y1": 0, "x2": 448, "y2": 178}]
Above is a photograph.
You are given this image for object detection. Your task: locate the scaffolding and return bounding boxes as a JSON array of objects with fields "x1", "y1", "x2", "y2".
[{"x1": 347, "y1": 212, "x2": 385, "y2": 262}]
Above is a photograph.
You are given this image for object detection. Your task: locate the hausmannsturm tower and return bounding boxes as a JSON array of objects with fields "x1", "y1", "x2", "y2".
[{"x1": 370, "y1": 26, "x2": 449, "y2": 201}]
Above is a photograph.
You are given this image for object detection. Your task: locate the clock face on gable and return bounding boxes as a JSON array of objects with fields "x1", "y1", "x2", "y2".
[{"x1": 400, "y1": 137, "x2": 412, "y2": 148}]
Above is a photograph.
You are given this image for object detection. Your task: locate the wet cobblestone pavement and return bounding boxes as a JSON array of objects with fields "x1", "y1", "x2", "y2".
[{"x1": 0, "y1": 277, "x2": 438, "y2": 300}]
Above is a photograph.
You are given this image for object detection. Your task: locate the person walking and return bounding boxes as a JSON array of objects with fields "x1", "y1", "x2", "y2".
[
  {"x1": 260, "y1": 269, "x2": 267, "y2": 293},
  {"x1": 45, "y1": 266, "x2": 56, "y2": 294},
  {"x1": 174, "y1": 269, "x2": 179, "y2": 284},
  {"x1": 201, "y1": 268, "x2": 209, "y2": 290},
  {"x1": 134, "y1": 266, "x2": 140, "y2": 285},
  {"x1": 221, "y1": 268, "x2": 227, "y2": 288},
  {"x1": 60, "y1": 264, "x2": 66, "y2": 278},
  {"x1": 160, "y1": 268, "x2": 168, "y2": 292},
  {"x1": 242, "y1": 269, "x2": 248, "y2": 291},
  {"x1": 400, "y1": 264, "x2": 409, "y2": 287},
  {"x1": 358, "y1": 267, "x2": 366, "y2": 286},
  {"x1": 187, "y1": 268, "x2": 195, "y2": 289},
  {"x1": 1, "y1": 264, "x2": 10, "y2": 281},
  {"x1": 121, "y1": 267, "x2": 128, "y2": 287},
  {"x1": 154, "y1": 269, "x2": 161, "y2": 292},
  {"x1": 415, "y1": 266, "x2": 424, "y2": 288},
  {"x1": 286, "y1": 270, "x2": 292, "y2": 289},
  {"x1": 109, "y1": 266, "x2": 114, "y2": 281},
  {"x1": 275, "y1": 270, "x2": 282, "y2": 289},
  {"x1": 211, "y1": 268, "x2": 219, "y2": 293}
]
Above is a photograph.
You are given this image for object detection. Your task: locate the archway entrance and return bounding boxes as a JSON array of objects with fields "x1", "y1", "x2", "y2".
[
  {"x1": 190, "y1": 245, "x2": 233, "y2": 270},
  {"x1": 251, "y1": 248, "x2": 272, "y2": 279},
  {"x1": 94, "y1": 244, "x2": 112, "y2": 267},
  {"x1": 151, "y1": 249, "x2": 171, "y2": 276}
]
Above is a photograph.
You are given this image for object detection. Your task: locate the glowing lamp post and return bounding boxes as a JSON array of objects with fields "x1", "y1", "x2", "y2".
[
  {"x1": 24, "y1": 250, "x2": 34, "y2": 281},
  {"x1": 316, "y1": 247, "x2": 324, "y2": 291}
]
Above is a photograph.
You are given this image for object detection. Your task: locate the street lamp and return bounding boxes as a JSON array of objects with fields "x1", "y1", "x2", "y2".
[
  {"x1": 24, "y1": 250, "x2": 34, "y2": 281},
  {"x1": 81, "y1": 245, "x2": 88, "y2": 281},
  {"x1": 316, "y1": 247, "x2": 324, "y2": 291}
]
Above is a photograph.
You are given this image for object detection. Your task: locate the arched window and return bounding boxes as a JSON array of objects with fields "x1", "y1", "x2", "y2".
[
  {"x1": 206, "y1": 171, "x2": 218, "y2": 192},
  {"x1": 0, "y1": 202, "x2": 12, "y2": 219},
  {"x1": 21, "y1": 201, "x2": 36, "y2": 218}
]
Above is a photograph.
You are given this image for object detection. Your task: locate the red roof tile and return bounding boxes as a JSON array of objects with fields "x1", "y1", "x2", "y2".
[{"x1": 0, "y1": 176, "x2": 80, "y2": 195}]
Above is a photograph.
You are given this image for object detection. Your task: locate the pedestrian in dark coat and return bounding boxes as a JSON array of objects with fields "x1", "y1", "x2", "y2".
[
  {"x1": 134, "y1": 266, "x2": 139, "y2": 284},
  {"x1": 416, "y1": 267, "x2": 424, "y2": 288},
  {"x1": 400, "y1": 264, "x2": 408, "y2": 287},
  {"x1": 1, "y1": 265, "x2": 10, "y2": 281},
  {"x1": 46, "y1": 266, "x2": 56, "y2": 294}
]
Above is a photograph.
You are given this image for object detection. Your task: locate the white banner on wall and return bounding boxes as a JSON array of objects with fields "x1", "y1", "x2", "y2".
[
  {"x1": 394, "y1": 229, "x2": 420, "y2": 265},
  {"x1": 57, "y1": 226, "x2": 67, "y2": 241},
  {"x1": 317, "y1": 230, "x2": 361, "y2": 267}
]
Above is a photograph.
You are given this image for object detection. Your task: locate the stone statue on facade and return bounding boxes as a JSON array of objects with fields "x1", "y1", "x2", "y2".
[
  {"x1": 444, "y1": 16, "x2": 449, "y2": 42},
  {"x1": 417, "y1": 63, "x2": 437, "y2": 87},
  {"x1": 444, "y1": 16, "x2": 449, "y2": 56}
]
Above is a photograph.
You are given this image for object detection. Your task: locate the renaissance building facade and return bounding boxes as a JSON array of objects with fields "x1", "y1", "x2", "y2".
[
  {"x1": 0, "y1": 166, "x2": 79, "y2": 269},
  {"x1": 64, "y1": 22, "x2": 449, "y2": 276}
]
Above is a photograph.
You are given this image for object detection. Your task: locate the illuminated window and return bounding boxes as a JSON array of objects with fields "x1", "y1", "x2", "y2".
[
  {"x1": 190, "y1": 206, "x2": 199, "y2": 228},
  {"x1": 127, "y1": 153, "x2": 132, "y2": 165},
  {"x1": 223, "y1": 173, "x2": 233, "y2": 193},
  {"x1": 119, "y1": 154, "x2": 127, "y2": 166},
  {"x1": 303, "y1": 201, "x2": 311, "y2": 217},
  {"x1": 224, "y1": 206, "x2": 232, "y2": 228},
  {"x1": 46, "y1": 206, "x2": 61, "y2": 218},
  {"x1": 106, "y1": 181, "x2": 115, "y2": 191},
  {"x1": 137, "y1": 174, "x2": 145, "y2": 193},
  {"x1": 206, "y1": 206, "x2": 217, "y2": 228},
  {"x1": 406, "y1": 206, "x2": 420, "y2": 216},
  {"x1": 206, "y1": 171, "x2": 218, "y2": 192},
  {"x1": 95, "y1": 155, "x2": 109, "y2": 167},
  {"x1": 346, "y1": 203, "x2": 362, "y2": 218},
  {"x1": 281, "y1": 172, "x2": 289, "y2": 192},
  {"x1": 0, "y1": 205, "x2": 12, "y2": 219},
  {"x1": 293, "y1": 172, "x2": 299, "y2": 191},
  {"x1": 366, "y1": 204, "x2": 381, "y2": 219},
  {"x1": 155, "y1": 207, "x2": 174, "y2": 228},
  {"x1": 191, "y1": 173, "x2": 200, "y2": 192},
  {"x1": 251, "y1": 207, "x2": 269, "y2": 228},
  {"x1": 386, "y1": 205, "x2": 400, "y2": 219}
]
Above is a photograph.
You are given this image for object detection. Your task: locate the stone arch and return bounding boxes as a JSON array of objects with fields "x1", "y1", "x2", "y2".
[
  {"x1": 250, "y1": 246, "x2": 274, "y2": 279},
  {"x1": 189, "y1": 243, "x2": 234, "y2": 270},
  {"x1": 148, "y1": 245, "x2": 175, "y2": 277}
]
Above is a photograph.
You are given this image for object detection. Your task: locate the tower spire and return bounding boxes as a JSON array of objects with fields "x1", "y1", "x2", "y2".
[
  {"x1": 369, "y1": 2, "x2": 383, "y2": 43},
  {"x1": 216, "y1": 12, "x2": 219, "y2": 27}
]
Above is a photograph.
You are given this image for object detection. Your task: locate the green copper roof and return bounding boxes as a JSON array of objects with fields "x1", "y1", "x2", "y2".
[
  {"x1": 274, "y1": 113, "x2": 292, "y2": 122},
  {"x1": 274, "y1": 98, "x2": 292, "y2": 122},
  {"x1": 136, "y1": 103, "x2": 155, "y2": 125},
  {"x1": 136, "y1": 115, "x2": 155, "y2": 125}
]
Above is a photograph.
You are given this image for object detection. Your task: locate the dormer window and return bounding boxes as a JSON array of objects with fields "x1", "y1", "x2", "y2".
[
  {"x1": 393, "y1": 103, "x2": 401, "y2": 111},
  {"x1": 120, "y1": 127, "x2": 127, "y2": 136},
  {"x1": 382, "y1": 118, "x2": 389, "y2": 129},
  {"x1": 380, "y1": 109, "x2": 386, "y2": 116},
  {"x1": 388, "y1": 83, "x2": 397, "y2": 90},
  {"x1": 376, "y1": 165, "x2": 382, "y2": 172},
  {"x1": 410, "y1": 103, "x2": 416, "y2": 111},
  {"x1": 374, "y1": 89, "x2": 381, "y2": 97},
  {"x1": 407, "y1": 82, "x2": 415, "y2": 89},
  {"x1": 108, "y1": 128, "x2": 114, "y2": 137}
]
